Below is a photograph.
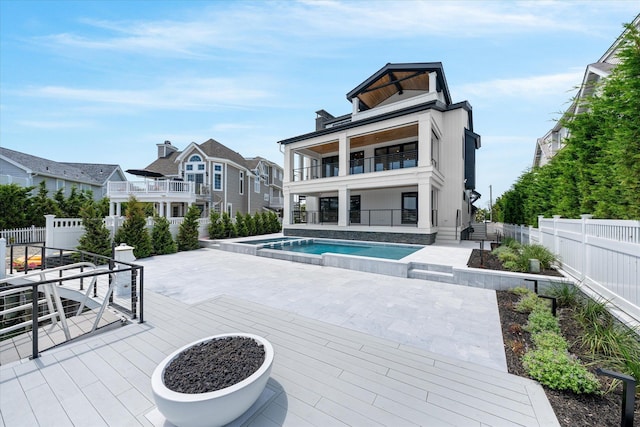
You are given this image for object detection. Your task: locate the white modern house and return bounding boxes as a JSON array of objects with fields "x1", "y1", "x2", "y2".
[
  {"x1": 107, "y1": 140, "x2": 283, "y2": 218},
  {"x1": 0, "y1": 147, "x2": 126, "y2": 200},
  {"x1": 277, "y1": 62, "x2": 481, "y2": 244},
  {"x1": 534, "y1": 14, "x2": 640, "y2": 168}
]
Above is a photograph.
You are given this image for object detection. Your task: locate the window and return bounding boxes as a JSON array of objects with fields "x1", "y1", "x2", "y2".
[
  {"x1": 401, "y1": 192, "x2": 418, "y2": 224},
  {"x1": 56, "y1": 179, "x2": 65, "y2": 190},
  {"x1": 186, "y1": 164, "x2": 193, "y2": 171},
  {"x1": 189, "y1": 155, "x2": 202, "y2": 162},
  {"x1": 197, "y1": 164, "x2": 205, "y2": 171},
  {"x1": 254, "y1": 176, "x2": 260, "y2": 193},
  {"x1": 431, "y1": 189, "x2": 439, "y2": 226},
  {"x1": 320, "y1": 197, "x2": 338, "y2": 223},
  {"x1": 226, "y1": 203, "x2": 232, "y2": 216},
  {"x1": 350, "y1": 151, "x2": 364, "y2": 174},
  {"x1": 322, "y1": 155, "x2": 339, "y2": 177},
  {"x1": 431, "y1": 131, "x2": 440, "y2": 169},
  {"x1": 349, "y1": 195, "x2": 361, "y2": 224},
  {"x1": 239, "y1": 171, "x2": 244, "y2": 195},
  {"x1": 213, "y1": 164, "x2": 222, "y2": 191},
  {"x1": 375, "y1": 142, "x2": 417, "y2": 171}
]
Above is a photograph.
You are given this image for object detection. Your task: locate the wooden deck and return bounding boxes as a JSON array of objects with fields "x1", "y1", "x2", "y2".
[{"x1": 0, "y1": 290, "x2": 559, "y2": 426}]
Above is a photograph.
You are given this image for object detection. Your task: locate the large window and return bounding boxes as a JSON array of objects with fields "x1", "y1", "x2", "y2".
[
  {"x1": 431, "y1": 131, "x2": 440, "y2": 169},
  {"x1": 319, "y1": 197, "x2": 338, "y2": 223},
  {"x1": 254, "y1": 176, "x2": 260, "y2": 193},
  {"x1": 322, "y1": 155, "x2": 339, "y2": 177},
  {"x1": 213, "y1": 164, "x2": 223, "y2": 191},
  {"x1": 349, "y1": 195, "x2": 361, "y2": 224},
  {"x1": 401, "y1": 192, "x2": 418, "y2": 224},
  {"x1": 349, "y1": 151, "x2": 364, "y2": 174},
  {"x1": 374, "y1": 142, "x2": 417, "y2": 171}
]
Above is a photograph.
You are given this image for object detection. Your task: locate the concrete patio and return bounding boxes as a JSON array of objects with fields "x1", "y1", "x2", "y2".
[{"x1": 0, "y1": 245, "x2": 560, "y2": 426}]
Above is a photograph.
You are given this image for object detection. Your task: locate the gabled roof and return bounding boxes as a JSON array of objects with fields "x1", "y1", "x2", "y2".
[
  {"x1": 145, "y1": 151, "x2": 181, "y2": 177},
  {"x1": 0, "y1": 147, "x2": 111, "y2": 185},
  {"x1": 198, "y1": 139, "x2": 248, "y2": 167},
  {"x1": 346, "y1": 62, "x2": 452, "y2": 110},
  {"x1": 62, "y1": 163, "x2": 125, "y2": 185}
]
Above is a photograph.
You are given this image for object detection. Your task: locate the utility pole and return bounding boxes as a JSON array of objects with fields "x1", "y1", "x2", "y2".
[{"x1": 489, "y1": 185, "x2": 493, "y2": 222}]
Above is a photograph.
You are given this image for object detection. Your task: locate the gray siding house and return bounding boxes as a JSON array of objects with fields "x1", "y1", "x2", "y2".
[
  {"x1": 107, "y1": 140, "x2": 283, "y2": 218},
  {"x1": 0, "y1": 147, "x2": 127, "y2": 200}
]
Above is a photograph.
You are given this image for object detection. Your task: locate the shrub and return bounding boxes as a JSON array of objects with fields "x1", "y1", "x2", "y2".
[
  {"x1": 547, "y1": 282, "x2": 579, "y2": 308},
  {"x1": 220, "y1": 212, "x2": 233, "y2": 238},
  {"x1": 176, "y1": 205, "x2": 201, "y2": 251},
  {"x1": 525, "y1": 306, "x2": 560, "y2": 335},
  {"x1": 522, "y1": 348, "x2": 600, "y2": 394},
  {"x1": 254, "y1": 212, "x2": 264, "y2": 235},
  {"x1": 245, "y1": 213, "x2": 256, "y2": 236},
  {"x1": 208, "y1": 212, "x2": 223, "y2": 239},
  {"x1": 533, "y1": 331, "x2": 568, "y2": 351},
  {"x1": 521, "y1": 244, "x2": 557, "y2": 270},
  {"x1": 516, "y1": 292, "x2": 545, "y2": 314},
  {"x1": 77, "y1": 202, "x2": 112, "y2": 258},
  {"x1": 151, "y1": 216, "x2": 177, "y2": 255},
  {"x1": 114, "y1": 196, "x2": 152, "y2": 258},
  {"x1": 235, "y1": 212, "x2": 248, "y2": 237}
]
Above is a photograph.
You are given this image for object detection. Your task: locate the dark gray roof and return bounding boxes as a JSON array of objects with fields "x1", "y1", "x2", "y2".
[
  {"x1": 198, "y1": 138, "x2": 248, "y2": 167},
  {"x1": 145, "y1": 151, "x2": 181, "y2": 176},
  {"x1": 0, "y1": 147, "x2": 107, "y2": 185},
  {"x1": 62, "y1": 163, "x2": 124, "y2": 185}
]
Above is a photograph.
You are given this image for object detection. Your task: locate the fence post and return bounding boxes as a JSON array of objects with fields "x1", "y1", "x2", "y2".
[
  {"x1": 553, "y1": 215, "x2": 561, "y2": 255},
  {"x1": 0, "y1": 237, "x2": 5, "y2": 279},
  {"x1": 538, "y1": 216, "x2": 544, "y2": 246},
  {"x1": 44, "y1": 214, "x2": 56, "y2": 256},
  {"x1": 580, "y1": 214, "x2": 593, "y2": 282}
]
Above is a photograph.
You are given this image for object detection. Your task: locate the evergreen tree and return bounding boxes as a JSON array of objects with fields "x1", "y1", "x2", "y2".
[
  {"x1": 114, "y1": 196, "x2": 153, "y2": 258},
  {"x1": 235, "y1": 212, "x2": 248, "y2": 237},
  {"x1": 27, "y1": 181, "x2": 61, "y2": 226},
  {"x1": 77, "y1": 202, "x2": 112, "y2": 258},
  {"x1": 220, "y1": 212, "x2": 233, "y2": 238},
  {"x1": 151, "y1": 215, "x2": 177, "y2": 255},
  {"x1": 0, "y1": 184, "x2": 33, "y2": 229},
  {"x1": 208, "y1": 211, "x2": 223, "y2": 239},
  {"x1": 269, "y1": 211, "x2": 281, "y2": 233},
  {"x1": 254, "y1": 212, "x2": 264, "y2": 235},
  {"x1": 176, "y1": 204, "x2": 201, "y2": 251},
  {"x1": 245, "y1": 212, "x2": 256, "y2": 236}
]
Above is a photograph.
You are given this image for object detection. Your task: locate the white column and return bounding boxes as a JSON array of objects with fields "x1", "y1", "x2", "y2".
[
  {"x1": 44, "y1": 214, "x2": 56, "y2": 256},
  {"x1": 338, "y1": 133, "x2": 348, "y2": 177},
  {"x1": 418, "y1": 113, "x2": 431, "y2": 167},
  {"x1": 283, "y1": 191, "x2": 292, "y2": 226},
  {"x1": 109, "y1": 202, "x2": 115, "y2": 216},
  {"x1": 417, "y1": 182, "x2": 431, "y2": 231},
  {"x1": 338, "y1": 186, "x2": 349, "y2": 227},
  {"x1": 428, "y1": 71, "x2": 437, "y2": 94},
  {"x1": 285, "y1": 146, "x2": 294, "y2": 183},
  {"x1": 116, "y1": 203, "x2": 122, "y2": 216},
  {"x1": 580, "y1": 214, "x2": 593, "y2": 281},
  {"x1": 0, "y1": 238, "x2": 6, "y2": 279}
]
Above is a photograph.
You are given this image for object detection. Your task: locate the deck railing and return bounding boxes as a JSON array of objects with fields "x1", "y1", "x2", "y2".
[
  {"x1": 292, "y1": 150, "x2": 418, "y2": 182},
  {"x1": 0, "y1": 226, "x2": 45, "y2": 244},
  {"x1": 1, "y1": 245, "x2": 144, "y2": 361},
  {"x1": 107, "y1": 180, "x2": 195, "y2": 196},
  {"x1": 291, "y1": 209, "x2": 418, "y2": 227}
]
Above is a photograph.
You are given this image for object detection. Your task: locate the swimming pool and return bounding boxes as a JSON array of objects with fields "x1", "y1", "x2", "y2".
[
  {"x1": 238, "y1": 237, "x2": 301, "y2": 245},
  {"x1": 267, "y1": 239, "x2": 423, "y2": 260}
]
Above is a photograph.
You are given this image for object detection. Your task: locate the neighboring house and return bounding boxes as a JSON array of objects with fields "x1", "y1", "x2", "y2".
[
  {"x1": 107, "y1": 140, "x2": 283, "y2": 218},
  {"x1": 534, "y1": 14, "x2": 640, "y2": 168},
  {"x1": 0, "y1": 147, "x2": 126, "y2": 200},
  {"x1": 277, "y1": 62, "x2": 481, "y2": 244}
]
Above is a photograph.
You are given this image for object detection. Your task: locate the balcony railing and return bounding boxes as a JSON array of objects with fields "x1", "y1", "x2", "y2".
[
  {"x1": 292, "y1": 150, "x2": 418, "y2": 182},
  {"x1": 107, "y1": 181, "x2": 195, "y2": 197},
  {"x1": 291, "y1": 209, "x2": 418, "y2": 227},
  {"x1": 270, "y1": 196, "x2": 284, "y2": 209}
]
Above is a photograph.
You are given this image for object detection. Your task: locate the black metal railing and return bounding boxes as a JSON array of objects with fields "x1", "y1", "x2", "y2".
[
  {"x1": 292, "y1": 150, "x2": 418, "y2": 181},
  {"x1": 291, "y1": 209, "x2": 418, "y2": 227},
  {"x1": 2, "y1": 245, "x2": 144, "y2": 360}
]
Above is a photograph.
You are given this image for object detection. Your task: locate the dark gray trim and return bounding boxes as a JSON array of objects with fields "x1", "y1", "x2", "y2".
[{"x1": 346, "y1": 62, "x2": 451, "y2": 106}]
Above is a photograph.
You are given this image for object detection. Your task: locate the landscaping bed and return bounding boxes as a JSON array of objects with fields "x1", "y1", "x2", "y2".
[{"x1": 497, "y1": 290, "x2": 639, "y2": 426}]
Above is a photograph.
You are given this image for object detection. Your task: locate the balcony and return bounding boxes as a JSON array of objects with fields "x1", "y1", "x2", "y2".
[
  {"x1": 269, "y1": 196, "x2": 284, "y2": 209},
  {"x1": 107, "y1": 180, "x2": 195, "y2": 202},
  {"x1": 291, "y1": 209, "x2": 418, "y2": 227},
  {"x1": 293, "y1": 150, "x2": 418, "y2": 182}
]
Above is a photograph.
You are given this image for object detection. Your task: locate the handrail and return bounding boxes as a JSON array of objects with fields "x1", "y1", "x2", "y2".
[
  {"x1": 291, "y1": 209, "x2": 418, "y2": 227},
  {"x1": 1, "y1": 245, "x2": 144, "y2": 360}
]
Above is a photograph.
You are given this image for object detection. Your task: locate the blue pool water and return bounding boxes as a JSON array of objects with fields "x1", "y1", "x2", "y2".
[{"x1": 268, "y1": 240, "x2": 422, "y2": 260}]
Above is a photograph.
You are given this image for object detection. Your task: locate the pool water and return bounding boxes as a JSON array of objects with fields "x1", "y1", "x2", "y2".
[{"x1": 269, "y1": 240, "x2": 422, "y2": 260}]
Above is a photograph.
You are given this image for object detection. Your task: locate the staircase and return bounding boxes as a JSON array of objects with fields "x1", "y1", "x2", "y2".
[{"x1": 408, "y1": 262, "x2": 455, "y2": 284}]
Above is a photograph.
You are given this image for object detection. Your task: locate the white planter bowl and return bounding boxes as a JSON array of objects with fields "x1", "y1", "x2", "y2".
[{"x1": 151, "y1": 333, "x2": 274, "y2": 427}]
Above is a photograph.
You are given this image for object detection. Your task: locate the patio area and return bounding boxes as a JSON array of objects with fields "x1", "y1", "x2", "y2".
[{"x1": 0, "y1": 247, "x2": 559, "y2": 426}]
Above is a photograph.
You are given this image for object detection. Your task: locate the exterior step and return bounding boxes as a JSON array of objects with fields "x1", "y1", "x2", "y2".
[{"x1": 408, "y1": 268, "x2": 456, "y2": 283}]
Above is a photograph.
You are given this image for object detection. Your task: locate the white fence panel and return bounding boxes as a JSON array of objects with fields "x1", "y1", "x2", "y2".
[
  {"x1": 0, "y1": 226, "x2": 46, "y2": 244},
  {"x1": 499, "y1": 216, "x2": 640, "y2": 324}
]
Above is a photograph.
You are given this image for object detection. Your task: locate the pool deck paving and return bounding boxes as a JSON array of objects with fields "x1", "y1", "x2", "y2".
[{"x1": 0, "y1": 241, "x2": 560, "y2": 426}]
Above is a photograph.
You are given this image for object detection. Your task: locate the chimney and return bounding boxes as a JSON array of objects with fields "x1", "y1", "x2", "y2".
[
  {"x1": 157, "y1": 140, "x2": 178, "y2": 158},
  {"x1": 315, "y1": 110, "x2": 335, "y2": 131}
]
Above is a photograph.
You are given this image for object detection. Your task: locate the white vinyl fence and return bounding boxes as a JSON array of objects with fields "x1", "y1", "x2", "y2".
[
  {"x1": 0, "y1": 225, "x2": 46, "y2": 244},
  {"x1": 43, "y1": 215, "x2": 210, "y2": 253},
  {"x1": 495, "y1": 215, "x2": 640, "y2": 324}
]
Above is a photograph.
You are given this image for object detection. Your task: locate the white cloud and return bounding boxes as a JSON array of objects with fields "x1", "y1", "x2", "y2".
[{"x1": 458, "y1": 71, "x2": 583, "y2": 100}]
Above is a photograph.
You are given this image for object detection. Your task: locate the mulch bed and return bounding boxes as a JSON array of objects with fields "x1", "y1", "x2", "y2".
[{"x1": 467, "y1": 249, "x2": 563, "y2": 277}]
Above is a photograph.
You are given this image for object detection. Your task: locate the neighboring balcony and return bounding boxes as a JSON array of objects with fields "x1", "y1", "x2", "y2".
[
  {"x1": 292, "y1": 150, "x2": 418, "y2": 182},
  {"x1": 269, "y1": 196, "x2": 284, "y2": 209},
  {"x1": 107, "y1": 180, "x2": 196, "y2": 202}
]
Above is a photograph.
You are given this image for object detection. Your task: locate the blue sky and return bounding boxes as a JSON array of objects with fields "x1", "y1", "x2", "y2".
[{"x1": 1, "y1": 1, "x2": 638, "y2": 207}]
